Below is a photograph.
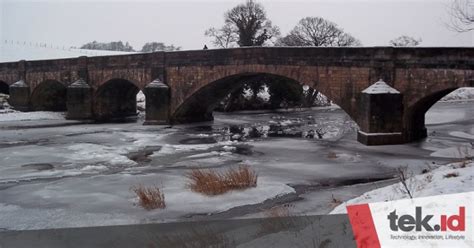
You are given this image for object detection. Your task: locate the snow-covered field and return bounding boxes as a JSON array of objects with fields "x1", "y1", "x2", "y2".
[{"x1": 0, "y1": 42, "x2": 132, "y2": 62}]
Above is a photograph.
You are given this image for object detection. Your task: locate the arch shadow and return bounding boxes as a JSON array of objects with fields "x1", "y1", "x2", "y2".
[
  {"x1": 94, "y1": 78, "x2": 140, "y2": 121},
  {"x1": 0, "y1": 81, "x2": 9, "y2": 95},
  {"x1": 30, "y1": 80, "x2": 67, "y2": 111},
  {"x1": 171, "y1": 73, "x2": 354, "y2": 125}
]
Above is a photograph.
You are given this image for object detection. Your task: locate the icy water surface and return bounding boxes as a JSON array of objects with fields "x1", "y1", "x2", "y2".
[{"x1": 0, "y1": 102, "x2": 473, "y2": 230}]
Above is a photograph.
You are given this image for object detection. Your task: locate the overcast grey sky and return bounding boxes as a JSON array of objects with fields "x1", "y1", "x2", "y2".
[{"x1": 1, "y1": 0, "x2": 472, "y2": 51}]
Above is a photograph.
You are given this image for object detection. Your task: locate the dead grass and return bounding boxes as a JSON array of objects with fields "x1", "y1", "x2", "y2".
[
  {"x1": 131, "y1": 184, "x2": 166, "y2": 210},
  {"x1": 327, "y1": 152, "x2": 338, "y2": 159},
  {"x1": 425, "y1": 174, "x2": 433, "y2": 183},
  {"x1": 456, "y1": 146, "x2": 472, "y2": 168},
  {"x1": 421, "y1": 162, "x2": 435, "y2": 174},
  {"x1": 444, "y1": 172, "x2": 460, "y2": 178},
  {"x1": 329, "y1": 194, "x2": 343, "y2": 207},
  {"x1": 186, "y1": 165, "x2": 257, "y2": 195}
]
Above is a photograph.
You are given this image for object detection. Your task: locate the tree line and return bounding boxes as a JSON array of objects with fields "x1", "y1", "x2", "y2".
[{"x1": 80, "y1": 41, "x2": 180, "y2": 52}]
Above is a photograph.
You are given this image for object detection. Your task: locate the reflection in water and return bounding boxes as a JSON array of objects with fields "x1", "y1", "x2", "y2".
[{"x1": 184, "y1": 112, "x2": 358, "y2": 144}]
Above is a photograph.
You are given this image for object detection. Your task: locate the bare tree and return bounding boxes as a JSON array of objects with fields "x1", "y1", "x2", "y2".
[
  {"x1": 447, "y1": 0, "x2": 474, "y2": 32},
  {"x1": 204, "y1": 24, "x2": 238, "y2": 48},
  {"x1": 336, "y1": 33, "x2": 362, "y2": 47},
  {"x1": 389, "y1": 35, "x2": 422, "y2": 47},
  {"x1": 395, "y1": 166, "x2": 415, "y2": 199},
  {"x1": 205, "y1": 0, "x2": 280, "y2": 48},
  {"x1": 276, "y1": 17, "x2": 361, "y2": 47}
]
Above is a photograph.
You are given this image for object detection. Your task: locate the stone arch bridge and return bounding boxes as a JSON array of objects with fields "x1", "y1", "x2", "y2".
[{"x1": 0, "y1": 47, "x2": 472, "y2": 145}]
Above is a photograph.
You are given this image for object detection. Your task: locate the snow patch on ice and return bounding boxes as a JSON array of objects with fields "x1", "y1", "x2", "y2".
[
  {"x1": 66, "y1": 143, "x2": 136, "y2": 166},
  {"x1": 81, "y1": 165, "x2": 109, "y2": 172},
  {"x1": 158, "y1": 143, "x2": 217, "y2": 155},
  {"x1": 186, "y1": 151, "x2": 221, "y2": 159},
  {"x1": 0, "y1": 169, "x2": 84, "y2": 184},
  {"x1": 449, "y1": 131, "x2": 474, "y2": 140},
  {"x1": 222, "y1": 145, "x2": 237, "y2": 152},
  {"x1": 121, "y1": 132, "x2": 162, "y2": 147},
  {"x1": 331, "y1": 153, "x2": 362, "y2": 162},
  {"x1": 155, "y1": 140, "x2": 239, "y2": 156},
  {"x1": 430, "y1": 146, "x2": 474, "y2": 158}
]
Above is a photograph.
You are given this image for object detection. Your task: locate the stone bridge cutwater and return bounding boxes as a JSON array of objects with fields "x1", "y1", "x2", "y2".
[{"x1": 0, "y1": 47, "x2": 472, "y2": 145}]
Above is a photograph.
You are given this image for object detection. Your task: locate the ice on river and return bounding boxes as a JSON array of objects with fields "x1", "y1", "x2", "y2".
[{"x1": 0, "y1": 101, "x2": 472, "y2": 231}]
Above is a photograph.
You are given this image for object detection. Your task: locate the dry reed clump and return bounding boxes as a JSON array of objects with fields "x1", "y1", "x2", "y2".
[
  {"x1": 444, "y1": 172, "x2": 460, "y2": 178},
  {"x1": 131, "y1": 184, "x2": 166, "y2": 210},
  {"x1": 186, "y1": 165, "x2": 257, "y2": 195},
  {"x1": 456, "y1": 146, "x2": 472, "y2": 168},
  {"x1": 329, "y1": 194, "x2": 343, "y2": 207},
  {"x1": 327, "y1": 151, "x2": 338, "y2": 159}
]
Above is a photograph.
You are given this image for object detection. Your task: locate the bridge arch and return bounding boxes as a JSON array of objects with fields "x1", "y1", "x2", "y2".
[
  {"x1": 404, "y1": 87, "x2": 473, "y2": 142},
  {"x1": 30, "y1": 80, "x2": 67, "y2": 111},
  {"x1": 171, "y1": 72, "x2": 357, "y2": 124},
  {"x1": 94, "y1": 78, "x2": 141, "y2": 121},
  {"x1": 0, "y1": 81, "x2": 9, "y2": 95}
]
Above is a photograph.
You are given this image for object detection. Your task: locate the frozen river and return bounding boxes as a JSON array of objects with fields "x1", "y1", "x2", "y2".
[{"x1": 0, "y1": 101, "x2": 473, "y2": 231}]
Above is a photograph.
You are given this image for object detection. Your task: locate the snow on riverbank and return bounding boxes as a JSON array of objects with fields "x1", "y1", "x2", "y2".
[
  {"x1": 0, "y1": 96, "x2": 65, "y2": 122},
  {"x1": 0, "y1": 111, "x2": 65, "y2": 122},
  {"x1": 330, "y1": 160, "x2": 474, "y2": 214}
]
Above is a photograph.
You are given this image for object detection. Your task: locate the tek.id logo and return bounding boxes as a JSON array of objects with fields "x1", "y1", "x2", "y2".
[{"x1": 387, "y1": 206, "x2": 465, "y2": 232}]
